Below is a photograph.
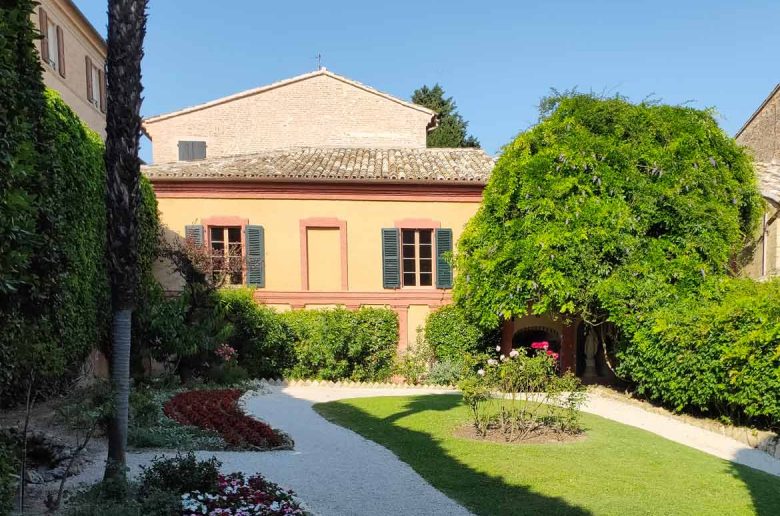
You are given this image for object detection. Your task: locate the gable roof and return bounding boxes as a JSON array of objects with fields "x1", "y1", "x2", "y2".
[
  {"x1": 735, "y1": 83, "x2": 780, "y2": 139},
  {"x1": 143, "y1": 147, "x2": 494, "y2": 184},
  {"x1": 143, "y1": 69, "x2": 436, "y2": 124}
]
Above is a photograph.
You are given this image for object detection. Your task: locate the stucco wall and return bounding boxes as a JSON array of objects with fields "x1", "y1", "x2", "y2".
[
  {"x1": 742, "y1": 206, "x2": 780, "y2": 279},
  {"x1": 32, "y1": 0, "x2": 106, "y2": 138},
  {"x1": 155, "y1": 197, "x2": 477, "y2": 292},
  {"x1": 144, "y1": 73, "x2": 432, "y2": 164}
]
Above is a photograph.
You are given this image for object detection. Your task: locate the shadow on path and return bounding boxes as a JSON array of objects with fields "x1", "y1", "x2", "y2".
[{"x1": 316, "y1": 394, "x2": 591, "y2": 516}]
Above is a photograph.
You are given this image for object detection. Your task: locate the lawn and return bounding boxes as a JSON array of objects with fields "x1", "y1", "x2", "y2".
[{"x1": 314, "y1": 395, "x2": 780, "y2": 516}]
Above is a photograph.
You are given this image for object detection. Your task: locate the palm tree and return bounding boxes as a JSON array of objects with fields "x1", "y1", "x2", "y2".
[{"x1": 103, "y1": 0, "x2": 148, "y2": 482}]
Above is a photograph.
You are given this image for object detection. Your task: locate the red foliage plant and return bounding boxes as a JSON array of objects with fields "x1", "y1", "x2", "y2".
[{"x1": 163, "y1": 389, "x2": 289, "y2": 449}]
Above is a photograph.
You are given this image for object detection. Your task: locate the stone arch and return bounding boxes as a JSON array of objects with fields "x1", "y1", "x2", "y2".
[{"x1": 512, "y1": 325, "x2": 562, "y2": 354}]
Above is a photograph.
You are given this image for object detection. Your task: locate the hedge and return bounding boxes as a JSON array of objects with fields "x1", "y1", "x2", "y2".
[
  {"x1": 218, "y1": 289, "x2": 295, "y2": 379},
  {"x1": 282, "y1": 307, "x2": 398, "y2": 381},
  {"x1": 424, "y1": 305, "x2": 499, "y2": 362},
  {"x1": 0, "y1": 0, "x2": 159, "y2": 404},
  {"x1": 618, "y1": 277, "x2": 780, "y2": 428}
]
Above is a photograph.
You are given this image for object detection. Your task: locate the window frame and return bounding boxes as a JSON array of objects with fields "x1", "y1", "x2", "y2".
[
  {"x1": 46, "y1": 20, "x2": 59, "y2": 71},
  {"x1": 89, "y1": 64, "x2": 101, "y2": 108},
  {"x1": 400, "y1": 228, "x2": 435, "y2": 288},
  {"x1": 208, "y1": 225, "x2": 244, "y2": 286}
]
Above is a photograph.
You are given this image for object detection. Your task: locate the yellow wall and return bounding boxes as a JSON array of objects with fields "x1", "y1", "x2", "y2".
[
  {"x1": 307, "y1": 228, "x2": 341, "y2": 291},
  {"x1": 155, "y1": 197, "x2": 479, "y2": 292}
]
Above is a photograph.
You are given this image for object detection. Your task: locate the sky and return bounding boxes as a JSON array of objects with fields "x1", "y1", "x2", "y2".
[{"x1": 76, "y1": 0, "x2": 779, "y2": 163}]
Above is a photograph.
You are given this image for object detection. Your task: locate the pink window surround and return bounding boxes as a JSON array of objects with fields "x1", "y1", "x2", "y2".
[
  {"x1": 394, "y1": 218, "x2": 441, "y2": 229},
  {"x1": 299, "y1": 217, "x2": 349, "y2": 291},
  {"x1": 202, "y1": 216, "x2": 250, "y2": 279}
]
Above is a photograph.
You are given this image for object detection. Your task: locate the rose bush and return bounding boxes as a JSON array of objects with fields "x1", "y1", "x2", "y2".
[{"x1": 460, "y1": 343, "x2": 585, "y2": 441}]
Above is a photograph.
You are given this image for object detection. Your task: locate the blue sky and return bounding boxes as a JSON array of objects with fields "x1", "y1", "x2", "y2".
[{"x1": 77, "y1": 0, "x2": 779, "y2": 162}]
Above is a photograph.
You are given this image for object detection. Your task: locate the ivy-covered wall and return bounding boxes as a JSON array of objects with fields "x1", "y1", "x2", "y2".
[{"x1": 0, "y1": 0, "x2": 159, "y2": 404}]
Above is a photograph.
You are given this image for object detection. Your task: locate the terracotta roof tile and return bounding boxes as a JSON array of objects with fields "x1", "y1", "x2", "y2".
[{"x1": 143, "y1": 147, "x2": 495, "y2": 184}]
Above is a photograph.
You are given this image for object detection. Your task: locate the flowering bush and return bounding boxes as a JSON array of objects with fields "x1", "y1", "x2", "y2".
[
  {"x1": 181, "y1": 472, "x2": 307, "y2": 515},
  {"x1": 215, "y1": 343, "x2": 238, "y2": 363},
  {"x1": 460, "y1": 343, "x2": 585, "y2": 441},
  {"x1": 163, "y1": 390, "x2": 292, "y2": 450}
]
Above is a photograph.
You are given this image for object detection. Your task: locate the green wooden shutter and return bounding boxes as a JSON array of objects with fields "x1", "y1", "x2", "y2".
[
  {"x1": 381, "y1": 228, "x2": 400, "y2": 289},
  {"x1": 435, "y1": 228, "x2": 453, "y2": 289},
  {"x1": 184, "y1": 224, "x2": 204, "y2": 247},
  {"x1": 245, "y1": 225, "x2": 265, "y2": 287}
]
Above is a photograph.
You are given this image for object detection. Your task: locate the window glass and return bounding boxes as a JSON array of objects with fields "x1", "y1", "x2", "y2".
[
  {"x1": 401, "y1": 229, "x2": 436, "y2": 287},
  {"x1": 209, "y1": 226, "x2": 243, "y2": 285},
  {"x1": 47, "y1": 22, "x2": 58, "y2": 69}
]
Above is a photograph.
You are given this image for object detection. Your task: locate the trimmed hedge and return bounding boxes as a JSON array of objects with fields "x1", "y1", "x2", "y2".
[
  {"x1": 282, "y1": 307, "x2": 398, "y2": 381},
  {"x1": 424, "y1": 305, "x2": 499, "y2": 362},
  {"x1": 218, "y1": 289, "x2": 295, "y2": 379},
  {"x1": 618, "y1": 278, "x2": 780, "y2": 428}
]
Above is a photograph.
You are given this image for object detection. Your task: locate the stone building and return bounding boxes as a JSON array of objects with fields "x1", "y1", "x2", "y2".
[
  {"x1": 31, "y1": 0, "x2": 107, "y2": 138},
  {"x1": 736, "y1": 83, "x2": 780, "y2": 279}
]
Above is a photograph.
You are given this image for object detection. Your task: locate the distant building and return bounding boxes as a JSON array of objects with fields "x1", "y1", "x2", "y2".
[
  {"x1": 31, "y1": 0, "x2": 107, "y2": 138},
  {"x1": 736, "y1": 83, "x2": 780, "y2": 279}
]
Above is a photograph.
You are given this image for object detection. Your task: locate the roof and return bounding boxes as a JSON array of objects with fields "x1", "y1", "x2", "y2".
[
  {"x1": 143, "y1": 69, "x2": 436, "y2": 124},
  {"x1": 756, "y1": 161, "x2": 780, "y2": 204},
  {"x1": 143, "y1": 147, "x2": 494, "y2": 184},
  {"x1": 735, "y1": 83, "x2": 780, "y2": 139}
]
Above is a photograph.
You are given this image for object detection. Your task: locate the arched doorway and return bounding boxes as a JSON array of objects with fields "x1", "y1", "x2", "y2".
[{"x1": 512, "y1": 326, "x2": 561, "y2": 356}]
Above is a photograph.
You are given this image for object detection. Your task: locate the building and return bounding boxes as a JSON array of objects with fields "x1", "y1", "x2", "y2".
[
  {"x1": 32, "y1": 0, "x2": 107, "y2": 138},
  {"x1": 143, "y1": 69, "x2": 494, "y2": 351},
  {"x1": 736, "y1": 83, "x2": 780, "y2": 279}
]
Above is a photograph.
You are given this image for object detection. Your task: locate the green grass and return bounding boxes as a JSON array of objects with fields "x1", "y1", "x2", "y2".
[{"x1": 314, "y1": 395, "x2": 780, "y2": 516}]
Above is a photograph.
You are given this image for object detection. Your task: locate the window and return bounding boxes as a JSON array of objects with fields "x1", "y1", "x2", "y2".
[
  {"x1": 401, "y1": 229, "x2": 434, "y2": 287},
  {"x1": 89, "y1": 64, "x2": 100, "y2": 107},
  {"x1": 47, "y1": 22, "x2": 59, "y2": 70},
  {"x1": 210, "y1": 226, "x2": 243, "y2": 285},
  {"x1": 179, "y1": 141, "x2": 207, "y2": 161}
]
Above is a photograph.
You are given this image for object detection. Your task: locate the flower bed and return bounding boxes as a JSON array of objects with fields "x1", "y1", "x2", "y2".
[
  {"x1": 163, "y1": 389, "x2": 292, "y2": 450},
  {"x1": 182, "y1": 472, "x2": 307, "y2": 515}
]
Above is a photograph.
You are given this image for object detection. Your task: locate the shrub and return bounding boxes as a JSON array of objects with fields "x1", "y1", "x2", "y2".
[
  {"x1": 393, "y1": 329, "x2": 435, "y2": 384},
  {"x1": 218, "y1": 289, "x2": 295, "y2": 378},
  {"x1": 283, "y1": 307, "x2": 398, "y2": 381},
  {"x1": 181, "y1": 472, "x2": 306, "y2": 515},
  {"x1": 0, "y1": 440, "x2": 15, "y2": 516},
  {"x1": 425, "y1": 305, "x2": 499, "y2": 362},
  {"x1": 460, "y1": 343, "x2": 586, "y2": 441},
  {"x1": 206, "y1": 362, "x2": 250, "y2": 386},
  {"x1": 425, "y1": 358, "x2": 464, "y2": 386},
  {"x1": 618, "y1": 277, "x2": 780, "y2": 428},
  {"x1": 138, "y1": 452, "x2": 221, "y2": 498}
]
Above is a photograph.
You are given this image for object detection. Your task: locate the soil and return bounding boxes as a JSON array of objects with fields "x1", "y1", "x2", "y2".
[
  {"x1": 0, "y1": 395, "x2": 108, "y2": 515},
  {"x1": 453, "y1": 423, "x2": 586, "y2": 445}
]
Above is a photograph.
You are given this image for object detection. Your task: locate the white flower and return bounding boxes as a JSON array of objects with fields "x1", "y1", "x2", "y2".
[
  {"x1": 487, "y1": 358, "x2": 497, "y2": 366},
  {"x1": 477, "y1": 369, "x2": 485, "y2": 376},
  {"x1": 509, "y1": 349, "x2": 519, "y2": 358},
  {"x1": 495, "y1": 345, "x2": 501, "y2": 352},
  {"x1": 500, "y1": 354, "x2": 506, "y2": 361}
]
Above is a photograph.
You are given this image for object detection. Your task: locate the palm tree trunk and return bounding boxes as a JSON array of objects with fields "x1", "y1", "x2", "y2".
[{"x1": 103, "y1": 0, "x2": 148, "y2": 483}]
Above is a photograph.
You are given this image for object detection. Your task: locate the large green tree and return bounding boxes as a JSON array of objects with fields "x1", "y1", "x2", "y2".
[
  {"x1": 104, "y1": 0, "x2": 148, "y2": 482},
  {"x1": 454, "y1": 93, "x2": 762, "y2": 337},
  {"x1": 412, "y1": 84, "x2": 480, "y2": 148}
]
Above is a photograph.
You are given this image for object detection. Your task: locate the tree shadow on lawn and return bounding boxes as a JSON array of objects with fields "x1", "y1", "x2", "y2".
[
  {"x1": 729, "y1": 449, "x2": 780, "y2": 516},
  {"x1": 315, "y1": 394, "x2": 592, "y2": 516}
]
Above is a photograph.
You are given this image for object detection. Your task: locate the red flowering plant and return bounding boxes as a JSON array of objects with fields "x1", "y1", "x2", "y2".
[
  {"x1": 215, "y1": 343, "x2": 237, "y2": 363},
  {"x1": 164, "y1": 389, "x2": 293, "y2": 450},
  {"x1": 458, "y1": 342, "x2": 585, "y2": 441},
  {"x1": 181, "y1": 472, "x2": 308, "y2": 515}
]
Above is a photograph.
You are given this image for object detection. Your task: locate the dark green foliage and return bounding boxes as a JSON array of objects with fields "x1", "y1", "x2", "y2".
[
  {"x1": 0, "y1": 440, "x2": 15, "y2": 516},
  {"x1": 206, "y1": 363, "x2": 250, "y2": 386},
  {"x1": 455, "y1": 93, "x2": 762, "y2": 330},
  {"x1": 425, "y1": 305, "x2": 498, "y2": 362},
  {"x1": 63, "y1": 454, "x2": 217, "y2": 516},
  {"x1": 412, "y1": 84, "x2": 480, "y2": 148},
  {"x1": 619, "y1": 278, "x2": 780, "y2": 428},
  {"x1": 218, "y1": 289, "x2": 295, "y2": 378},
  {"x1": 283, "y1": 307, "x2": 398, "y2": 381},
  {"x1": 139, "y1": 452, "x2": 220, "y2": 497}
]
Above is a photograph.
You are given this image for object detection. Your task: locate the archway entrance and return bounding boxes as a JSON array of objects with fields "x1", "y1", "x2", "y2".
[{"x1": 512, "y1": 326, "x2": 561, "y2": 356}]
